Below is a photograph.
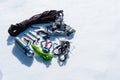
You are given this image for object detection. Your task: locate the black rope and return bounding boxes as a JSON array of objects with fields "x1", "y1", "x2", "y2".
[{"x1": 8, "y1": 10, "x2": 64, "y2": 36}]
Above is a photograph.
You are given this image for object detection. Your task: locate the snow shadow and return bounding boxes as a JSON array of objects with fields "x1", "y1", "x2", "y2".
[
  {"x1": 0, "y1": 70, "x2": 2, "y2": 80},
  {"x1": 12, "y1": 45, "x2": 34, "y2": 67},
  {"x1": 35, "y1": 56, "x2": 51, "y2": 68},
  {"x1": 7, "y1": 36, "x2": 15, "y2": 45}
]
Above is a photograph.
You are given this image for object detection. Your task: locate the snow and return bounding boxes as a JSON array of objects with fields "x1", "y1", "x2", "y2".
[{"x1": 0, "y1": 0, "x2": 120, "y2": 80}]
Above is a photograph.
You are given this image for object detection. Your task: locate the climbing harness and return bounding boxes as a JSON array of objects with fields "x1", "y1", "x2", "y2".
[{"x1": 46, "y1": 21, "x2": 76, "y2": 36}]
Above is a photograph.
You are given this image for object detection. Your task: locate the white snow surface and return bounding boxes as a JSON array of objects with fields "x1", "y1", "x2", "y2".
[{"x1": 0, "y1": 0, "x2": 120, "y2": 80}]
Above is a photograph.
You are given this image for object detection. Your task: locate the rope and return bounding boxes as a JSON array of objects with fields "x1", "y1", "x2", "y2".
[{"x1": 8, "y1": 10, "x2": 64, "y2": 36}]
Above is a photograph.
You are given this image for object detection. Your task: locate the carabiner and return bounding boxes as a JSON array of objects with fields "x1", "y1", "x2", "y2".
[
  {"x1": 37, "y1": 30, "x2": 50, "y2": 40},
  {"x1": 58, "y1": 53, "x2": 68, "y2": 62},
  {"x1": 41, "y1": 41, "x2": 52, "y2": 53}
]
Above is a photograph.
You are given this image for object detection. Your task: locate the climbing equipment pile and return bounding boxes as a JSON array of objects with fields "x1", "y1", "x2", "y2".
[{"x1": 8, "y1": 10, "x2": 76, "y2": 64}]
